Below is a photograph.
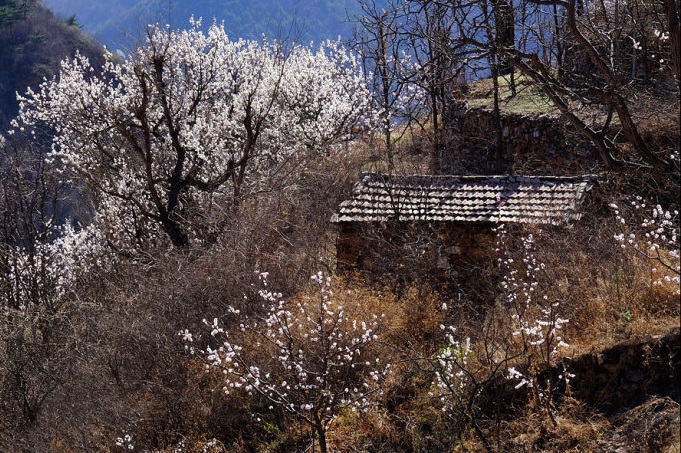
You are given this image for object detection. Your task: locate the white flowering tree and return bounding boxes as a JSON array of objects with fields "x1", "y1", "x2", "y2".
[
  {"x1": 3, "y1": 222, "x2": 108, "y2": 309},
  {"x1": 498, "y1": 231, "x2": 571, "y2": 426},
  {"x1": 0, "y1": 135, "x2": 114, "y2": 430},
  {"x1": 0, "y1": 135, "x2": 109, "y2": 309},
  {"x1": 13, "y1": 19, "x2": 371, "y2": 247},
  {"x1": 183, "y1": 272, "x2": 387, "y2": 453}
]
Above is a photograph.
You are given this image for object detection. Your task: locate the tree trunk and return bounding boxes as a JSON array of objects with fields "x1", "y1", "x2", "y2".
[
  {"x1": 565, "y1": 0, "x2": 673, "y2": 171},
  {"x1": 491, "y1": 0, "x2": 515, "y2": 76},
  {"x1": 491, "y1": 64, "x2": 505, "y2": 173},
  {"x1": 160, "y1": 212, "x2": 189, "y2": 247},
  {"x1": 313, "y1": 413, "x2": 327, "y2": 453},
  {"x1": 664, "y1": 0, "x2": 680, "y2": 92}
]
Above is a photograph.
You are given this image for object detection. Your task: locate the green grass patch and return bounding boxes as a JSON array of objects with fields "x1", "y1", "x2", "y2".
[{"x1": 466, "y1": 74, "x2": 558, "y2": 115}]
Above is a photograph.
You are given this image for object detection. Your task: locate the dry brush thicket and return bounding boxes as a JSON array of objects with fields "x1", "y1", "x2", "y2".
[{"x1": 1, "y1": 133, "x2": 678, "y2": 452}]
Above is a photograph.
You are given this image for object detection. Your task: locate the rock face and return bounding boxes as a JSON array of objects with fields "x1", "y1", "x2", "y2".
[
  {"x1": 473, "y1": 329, "x2": 680, "y2": 451},
  {"x1": 478, "y1": 329, "x2": 680, "y2": 420},
  {"x1": 0, "y1": 3, "x2": 104, "y2": 130}
]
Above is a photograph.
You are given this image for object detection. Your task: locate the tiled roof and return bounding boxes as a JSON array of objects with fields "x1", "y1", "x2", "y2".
[{"x1": 332, "y1": 173, "x2": 596, "y2": 225}]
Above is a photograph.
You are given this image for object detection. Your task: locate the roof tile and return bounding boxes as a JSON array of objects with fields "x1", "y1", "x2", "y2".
[{"x1": 332, "y1": 173, "x2": 596, "y2": 226}]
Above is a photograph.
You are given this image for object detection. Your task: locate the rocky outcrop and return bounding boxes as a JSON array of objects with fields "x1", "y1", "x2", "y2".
[{"x1": 478, "y1": 329, "x2": 680, "y2": 421}]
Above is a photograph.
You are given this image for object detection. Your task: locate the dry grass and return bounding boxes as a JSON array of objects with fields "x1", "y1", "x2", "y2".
[
  {"x1": 183, "y1": 199, "x2": 678, "y2": 453},
  {"x1": 336, "y1": 212, "x2": 678, "y2": 452},
  {"x1": 561, "y1": 248, "x2": 680, "y2": 356}
]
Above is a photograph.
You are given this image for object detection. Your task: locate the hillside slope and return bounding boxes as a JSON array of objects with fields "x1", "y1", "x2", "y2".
[{"x1": 0, "y1": 1, "x2": 104, "y2": 130}]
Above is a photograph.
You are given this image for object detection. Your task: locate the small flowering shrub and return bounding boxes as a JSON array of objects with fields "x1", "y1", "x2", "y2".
[
  {"x1": 115, "y1": 433, "x2": 134, "y2": 450},
  {"x1": 428, "y1": 227, "x2": 572, "y2": 448},
  {"x1": 611, "y1": 198, "x2": 680, "y2": 295},
  {"x1": 499, "y1": 231, "x2": 571, "y2": 425},
  {"x1": 430, "y1": 325, "x2": 473, "y2": 412},
  {"x1": 184, "y1": 272, "x2": 388, "y2": 453}
]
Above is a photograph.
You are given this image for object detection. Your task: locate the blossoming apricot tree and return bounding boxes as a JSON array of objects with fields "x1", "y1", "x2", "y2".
[
  {"x1": 429, "y1": 228, "x2": 571, "y2": 448},
  {"x1": 13, "y1": 19, "x2": 371, "y2": 248},
  {"x1": 611, "y1": 198, "x2": 680, "y2": 294}
]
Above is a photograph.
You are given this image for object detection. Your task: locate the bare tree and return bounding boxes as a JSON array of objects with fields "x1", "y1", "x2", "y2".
[
  {"x1": 398, "y1": 0, "x2": 475, "y2": 172},
  {"x1": 0, "y1": 136, "x2": 81, "y2": 450},
  {"x1": 352, "y1": 0, "x2": 679, "y2": 175},
  {"x1": 506, "y1": 0, "x2": 679, "y2": 172},
  {"x1": 353, "y1": 0, "x2": 412, "y2": 171}
]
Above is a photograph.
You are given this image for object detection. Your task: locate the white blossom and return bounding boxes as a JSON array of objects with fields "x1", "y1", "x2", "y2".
[
  {"x1": 183, "y1": 271, "x2": 387, "y2": 447},
  {"x1": 611, "y1": 199, "x2": 680, "y2": 294},
  {"x1": 14, "y1": 21, "x2": 372, "y2": 249}
]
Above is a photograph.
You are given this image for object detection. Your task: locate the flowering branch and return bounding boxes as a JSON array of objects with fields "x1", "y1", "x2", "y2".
[{"x1": 611, "y1": 198, "x2": 680, "y2": 293}]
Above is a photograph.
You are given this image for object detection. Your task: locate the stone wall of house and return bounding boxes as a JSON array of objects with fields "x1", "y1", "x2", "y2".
[
  {"x1": 336, "y1": 221, "x2": 497, "y2": 278},
  {"x1": 441, "y1": 107, "x2": 601, "y2": 175}
]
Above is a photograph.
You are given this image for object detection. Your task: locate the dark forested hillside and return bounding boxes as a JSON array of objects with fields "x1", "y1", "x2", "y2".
[
  {"x1": 41, "y1": 0, "x2": 366, "y2": 49},
  {"x1": 0, "y1": 0, "x2": 104, "y2": 130}
]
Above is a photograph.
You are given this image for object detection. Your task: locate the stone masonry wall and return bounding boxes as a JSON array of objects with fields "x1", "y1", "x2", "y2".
[{"x1": 441, "y1": 107, "x2": 602, "y2": 175}]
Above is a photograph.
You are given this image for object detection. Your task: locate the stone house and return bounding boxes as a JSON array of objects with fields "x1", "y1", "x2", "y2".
[{"x1": 332, "y1": 172, "x2": 596, "y2": 276}]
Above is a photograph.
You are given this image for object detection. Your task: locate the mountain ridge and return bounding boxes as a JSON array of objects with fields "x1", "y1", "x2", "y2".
[{"x1": 41, "y1": 0, "x2": 367, "y2": 50}]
